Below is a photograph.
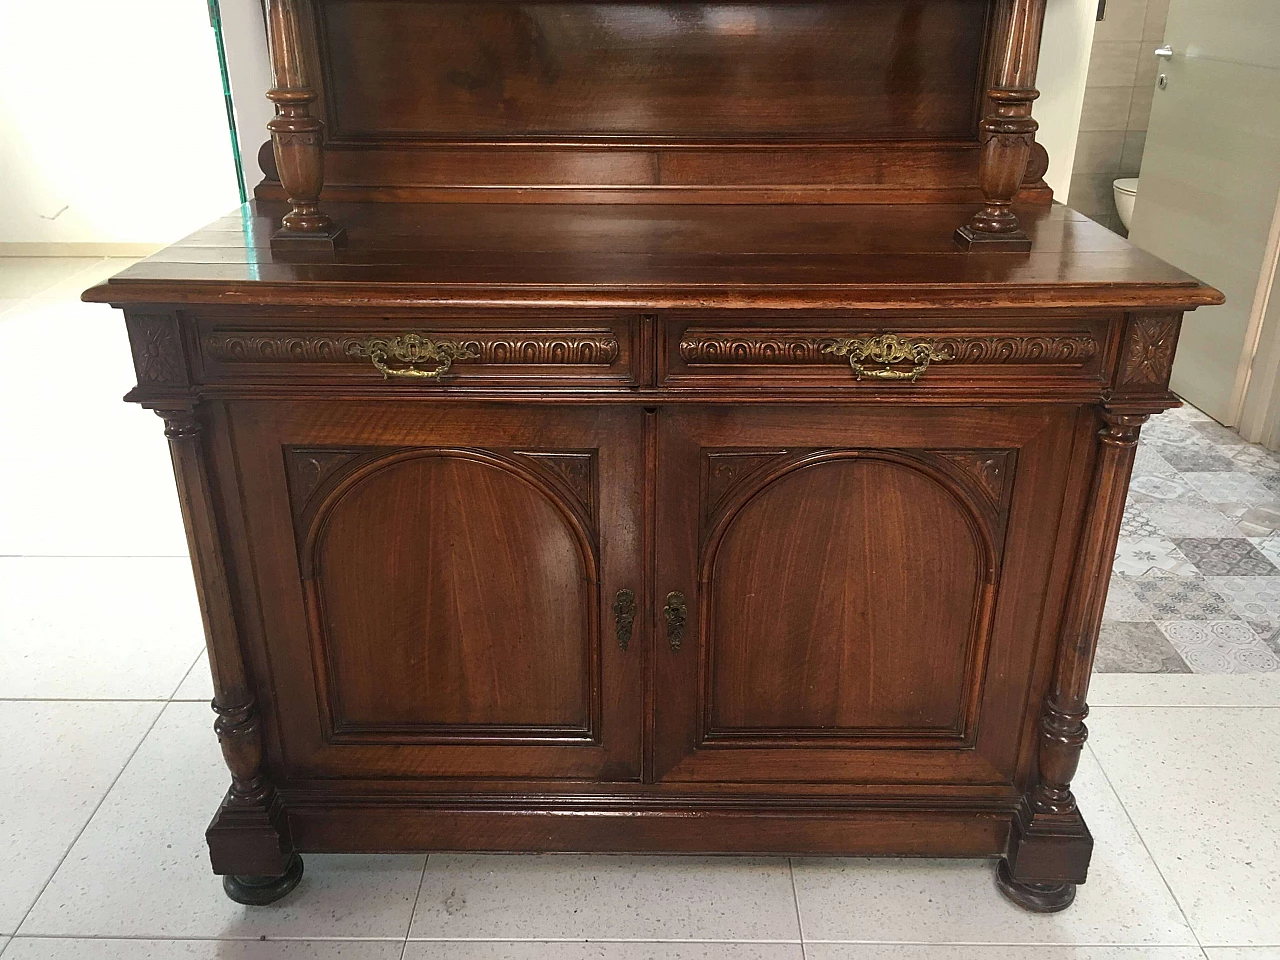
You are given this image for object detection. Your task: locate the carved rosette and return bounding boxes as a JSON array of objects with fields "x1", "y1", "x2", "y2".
[
  {"x1": 1118, "y1": 314, "x2": 1181, "y2": 389},
  {"x1": 125, "y1": 314, "x2": 186, "y2": 386}
]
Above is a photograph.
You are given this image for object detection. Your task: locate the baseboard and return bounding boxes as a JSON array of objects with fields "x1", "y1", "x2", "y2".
[{"x1": 0, "y1": 242, "x2": 164, "y2": 257}]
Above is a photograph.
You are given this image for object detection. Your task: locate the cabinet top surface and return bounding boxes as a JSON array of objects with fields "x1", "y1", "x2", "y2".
[{"x1": 86, "y1": 200, "x2": 1222, "y2": 311}]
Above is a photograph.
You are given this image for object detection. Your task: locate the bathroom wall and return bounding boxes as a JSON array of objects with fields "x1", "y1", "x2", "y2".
[{"x1": 1067, "y1": 0, "x2": 1172, "y2": 233}]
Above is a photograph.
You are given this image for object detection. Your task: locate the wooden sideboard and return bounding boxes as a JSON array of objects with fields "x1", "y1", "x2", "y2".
[{"x1": 87, "y1": 0, "x2": 1222, "y2": 913}]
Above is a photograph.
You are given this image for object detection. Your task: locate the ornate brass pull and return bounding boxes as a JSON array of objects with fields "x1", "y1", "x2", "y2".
[
  {"x1": 664, "y1": 591, "x2": 687, "y2": 651},
  {"x1": 613, "y1": 588, "x2": 637, "y2": 650},
  {"x1": 348, "y1": 334, "x2": 479, "y2": 380},
  {"x1": 822, "y1": 334, "x2": 953, "y2": 382}
]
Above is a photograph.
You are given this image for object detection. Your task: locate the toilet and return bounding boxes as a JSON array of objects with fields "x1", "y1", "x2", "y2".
[{"x1": 1113, "y1": 178, "x2": 1139, "y2": 231}]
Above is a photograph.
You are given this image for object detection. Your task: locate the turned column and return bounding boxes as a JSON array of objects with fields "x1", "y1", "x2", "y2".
[
  {"x1": 955, "y1": 0, "x2": 1047, "y2": 252},
  {"x1": 998, "y1": 408, "x2": 1146, "y2": 912},
  {"x1": 157, "y1": 408, "x2": 303, "y2": 905},
  {"x1": 264, "y1": 0, "x2": 344, "y2": 253}
]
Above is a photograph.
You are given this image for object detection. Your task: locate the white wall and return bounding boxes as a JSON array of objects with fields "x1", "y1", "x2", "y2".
[
  {"x1": 1036, "y1": 0, "x2": 1101, "y2": 197},
  {"x1": 220, "y1": 0, "x2": 275, "y2": 186},
  {"x1": 0, "y1": 0, "x2": 241, "y2": 248}
]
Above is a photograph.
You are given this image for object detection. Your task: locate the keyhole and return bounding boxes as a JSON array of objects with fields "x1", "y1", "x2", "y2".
[{"x1": 1158, "y1": 74, "x2": 1168, "y2": 90}]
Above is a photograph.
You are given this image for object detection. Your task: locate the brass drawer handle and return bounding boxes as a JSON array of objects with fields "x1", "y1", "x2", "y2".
[
  {"x1": 348, "y1": 335, "x2": 479, "y2": 380},
  {"x1": 664, "y1": 591, "x2": 687, "y2": 651},
  {"x1": 822, "y1": 334, "x2": 953, "y2": 382},
  {"x1": 613, "y1": 588, "x2": 637, "y2": 650}
]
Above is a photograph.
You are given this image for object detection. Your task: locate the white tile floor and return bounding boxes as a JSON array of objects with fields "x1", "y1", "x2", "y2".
[{"x1": 2, "y1": 258, "x2": 1280, "y2": 959}]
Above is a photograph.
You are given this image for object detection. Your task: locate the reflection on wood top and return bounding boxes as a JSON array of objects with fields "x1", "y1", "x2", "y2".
[{"x1": 85, "y1": 201, "x2": 1224, "y2": 311}]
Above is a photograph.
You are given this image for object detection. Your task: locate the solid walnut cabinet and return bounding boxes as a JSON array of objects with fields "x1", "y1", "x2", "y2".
[{"x1": 89, "y1": 0, "x2": 1223, "y2": 914}]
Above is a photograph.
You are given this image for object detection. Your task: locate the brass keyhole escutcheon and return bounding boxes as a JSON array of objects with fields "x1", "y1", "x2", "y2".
[
  {"x1": 664, "y1": 591, "x2": 687, "y2": 651},
  {"x1": 613, "y1": 588, "x2": 637, "y2": 650}
]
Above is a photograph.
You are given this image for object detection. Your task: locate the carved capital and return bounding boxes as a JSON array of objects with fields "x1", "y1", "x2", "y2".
[
  {"x1": 1100, "y1": 409, "x2": 1149, "y2": 446},
  {"x1": 155, "y1": 408, "x2": 200, "y2": 440}
]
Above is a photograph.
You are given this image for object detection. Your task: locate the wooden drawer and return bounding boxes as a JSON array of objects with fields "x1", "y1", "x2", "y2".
[
  {"x1": 193, "y1": 314, "x2": 640, "y2": 387},
  {"x1": 660, "y1": 315, "x2": 1118, "y2": 391}
]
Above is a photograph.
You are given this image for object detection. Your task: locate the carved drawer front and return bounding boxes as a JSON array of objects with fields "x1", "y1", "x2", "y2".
[
  {"x1": 663, "y1": 316, "x2": 1114, "y2": 391},
  {"x1": 195, "y1": 314, "x2": 638, "y2": 387}
]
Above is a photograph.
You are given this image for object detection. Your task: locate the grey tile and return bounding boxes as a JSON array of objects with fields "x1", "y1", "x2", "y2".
[
  {"x1": 1175, "y1": 538, "x2": 1280, "y2": 576},
  {"x1": 409, "y1": 854, "x2": 800, "y2": 941},
  {"x1": 1134, "y1": 445, "x2": 1179, "y2": 476},
  {"x1": 404, "y1": 947, "x2": 803, "y2": 960},
  {"x1": 1149, "y1": 444, "x2": 1239, "y2": 472},
  {"x1": 1129, "y1": 82, "x2": 1156, "y2": 133},
  {"x1": 1120, "y1": 130, "x2": 1147, "y2": 176},
  {"x1": 1120, "y1": 506, "x2": 1163, "y2": 539},
  {"x1": 1087, "y1": 43, "x2": 1143, "y2": 86},
  {"x1": 1094, "y1": 0, "x2": 1149, "y2": 42},
  {"x1": 807, "y1": 950, "x2": 1205, "y2": 960},
  {"x1": 1143, "y1": 0, "x2": 1171, "y2": 40},
  {"x1": 1114, "y1": 537, "x2": 1198, "y2": 576},
  {"x1": 1094, "y1": 622, "x2": 1190, "y2": 673},
  {"x1": 1069, "y1": 173, "x2": 1121, "y2": 220},
  {"x1": 1229, "y1": 444, "x2": 1280, "y2": 476},
  {"x1": 1080, "y1": 86, "x2": 1136, "y2": 132},
  {"x1": 1158, "y1": 621, "x2": 1280, "y2": 673},
  {"x1": 1143, "y1": 496, "x2": 1243, "y2": 538},
  {"x1": 1190, "y1": 420, "x2": 1247, "y2": 447},
  {"x1": 1128, "y1": 473, "x2": 1193, "y2": 503},
  {"x1": 1124, "y1": 573, "x2": 1241, "y2": 620},
  {"x1": 1224, "y1": 502, "x2": 1280, "y2": 538},
  {"x1": 1104, "y1": 574, "x2": 1154, "y2": 621},
  {"x1": 1073, "y1": 131, "x2": 1128, "y2": 176},
  {"x1": 2, "y1": 940, "x2": 404, "y2": 960},
  {"x1": 1205, "y1": 577, "x2": 1280, "y2": 622},
  {"x1": 1089, "y1": 672, "x2": 1280, "y2": 706}
]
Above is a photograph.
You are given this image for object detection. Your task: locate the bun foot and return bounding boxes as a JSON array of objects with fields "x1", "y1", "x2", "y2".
[
  {"x1": 222, "y1": 853, "x2": 304, "y2": 905},
  {"x1": 995, "y1": 859, "x2": 1076, "y2": 913}
]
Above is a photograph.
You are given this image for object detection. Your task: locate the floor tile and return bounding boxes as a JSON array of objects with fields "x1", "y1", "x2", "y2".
[
  {"x1": 1103, "y1": 575, "x2": 1153, "y2": 621},
  {"x1": 1204, "y1": 951, "x2": 1280, "y2": 959},
  {"x1": 1120, "y1": 507, "x2": 1164, "y2": 540},
  {"x1": 0, "y1": 298, "x2": 189, "y2": 556},
  {"x1": 1095, "y1": 622, "x2": 1189, "y2": 673},
  {"x1": 791, "y1": 752, "x2": 1194, "y2": 945},
  {"x1": 1158, "y1": 621, "x2": 1280, "y2": 673},
  {"x1": 2, "y1": 940, "x2": 403, "y2": 960},
  {"x1": 1205, "y1": 577, "x2": 1280, "y2": 621},
  {"x1": 404, "y1": 946, "x2": 803, "y2": 960},
  {"x1": 1149, "y1": 445, "x2": 1238, "y2": 473},
  {"x1": 1123, "y1": 574, "x2": 1240, "y2": 620},
  {"x1": 0, "y1": 558, "x2": 205, "y2": 699},
  {"x1": 1090, "y1": 706, "x2": 1280, "y2": 945},
  {"x1": 1088, "y1": 672, "x2": 1280, "y2": 706},
  {"x1": 1134, "y1": 446, "x2": 1180, "y2": 476},
  {"x1": 1252, "y1": 535, "x2": 1280, "y2": 568},
  {"x1": 1128, "y1": 475, "x2": 1194, "y2": 503},
  {"x1": 1225, "y1": 504, "x2": 1280, "y2": 538},
  {"x1": 1174, "y1": 539, "x2": 1279, "y2": 577},
  {"x1": 1181, "y1": 473, "x2": 1275, "y2": 506},
  {"x1": 0, "y1": 259, "x2": 103, "y2": 299},
  {"x1": 410, "y1": 855, "x2": 800, "y2": 941},
  {"x1": 1189, "y1": 421, "x2": 1251, "y2": 448},
  {"x1": 19, "y1": 702, "x2": 425, "y2": 940},
  {"x1": 1229, "y1": 446, "x2": 1280, "y2": 476},
  {"x1": 1114, "y1": 538, "x2": 1198, "y2": 577},
  {"x1": 807, "y1": 949, "x2": 1207, "y2": 960},
  {"x1": 1142, "y1": 497, "x2": 1244, "y2": 538},
  {"x1": 172, "y1": 652, "x2": 214, "y2": 702},
  {"x1": 0, "y1": 701, "x2": 161, "y2": 935}
]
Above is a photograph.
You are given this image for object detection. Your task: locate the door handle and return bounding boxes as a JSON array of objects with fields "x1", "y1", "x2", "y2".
[
  {"x1": 1154, "y1": 45, "x2": 1173, "y2": 59},
  {"x1": 664, "y1": 592, "x2": 687, "y2": 651},
  {"x1": 613, "y1": 589, "x2": 637, "y2": 651}
]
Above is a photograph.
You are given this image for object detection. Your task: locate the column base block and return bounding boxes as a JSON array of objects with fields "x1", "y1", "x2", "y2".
[
  {"x1": 223, "y1": 853, "x2": 305, "y2": 906},
  {"x1": 270, "y1": 225, "x2": 347, "y2": 257},
  {"x1": 995, "y1": 859, "x2": 1076, "y2": 913},
  {"x1": 954, "y1": 225, "x2": 1033, "y2": 252}
]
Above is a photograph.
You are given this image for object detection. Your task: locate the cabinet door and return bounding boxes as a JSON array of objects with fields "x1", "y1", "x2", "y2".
[
  {"x1": 653, "y1": 404, "x2": 1091, "y2": 789},
  {"x1": 222, "y1": 401, "x2": 643, "y2": 783}
]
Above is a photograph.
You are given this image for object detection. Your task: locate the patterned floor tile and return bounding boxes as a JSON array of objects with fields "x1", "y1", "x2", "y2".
[
  {"x1": 1173, "y1": 538, "x2": 1280, "y2": 576},
  {"x1": 1113, "y1": 537, "x2": 1198, "y2": 576},
  {"x1": 1205, "y1": 576, "x2": 1280, "y2": 621},
  {"x1": 1133, "y1": 444, "x2": 1179, "y2": 476},
  {"x1": 1180, "y1": 471, "x2": 1275, "y2": 504},
  {"x1": 1119, "y1": 506, "x2": 1161, "y2": 539},
  {"x1": 1123, "y1": 573, "x2": 1241, "y2": 620},
  {"x1": 1102, "y1": 575, "x2": 1153, "y2": 621},
  {"x1": 1251, "y1": 534, "x2": 1280, "y2": 568},
  {"x1": 1141, "y1": 495, "x2": 1243, "y2": 537},
  {"x1": 1230, "y1": 444, "x2": 1280, "y2": 475},
  {"x1": 1127, "y1": 473, "x2": 1194, "y2": 503},
  {"x1": 1190, "y1": 419, "x2": 1251, "y2": 447},
  {"x1": 1223, "y1": 501, "x2": 1280, "y2": 537},
  {"x1": 1149, "y1": 444, "x2": 1239, "y2": 471},
  {"x1": 1094, "y1": 622, "x2": 1190, "y2": 673},
  {"x1": 1142, "y1": 418, "x2": 1203, "y2": 445},
  {"x1": 1158, "y1": 620, "x2": 1280, "y2": 673}
]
